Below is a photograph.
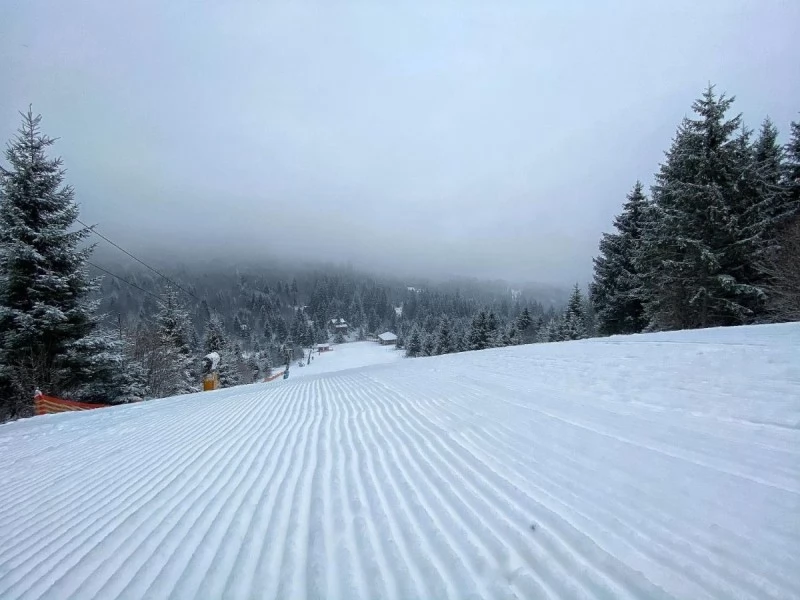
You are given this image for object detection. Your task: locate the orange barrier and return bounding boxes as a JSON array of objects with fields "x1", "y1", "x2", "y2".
[
  {"x1": 264, "y1": 371, "x2": 285, "y2": 382},
  {"x1": 34, "y1": 393, "x2": 108, "y2": 416}
]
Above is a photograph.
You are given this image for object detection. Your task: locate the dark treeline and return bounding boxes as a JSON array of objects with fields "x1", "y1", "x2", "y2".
[
  {"x1": 591, "y1": 86, "x2": 800, "y2": 335},
  {"x1": 93, "y1": 259, "x2": 574, "y2": 388}
]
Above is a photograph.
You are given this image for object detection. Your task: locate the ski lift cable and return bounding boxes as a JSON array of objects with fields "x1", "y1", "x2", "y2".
[
  {"x1": 76, "y1": 218, "x2": 201, "y2": 302},
  {"x1": 85, "y1": 260, "x2": 167, "y2": 306}
]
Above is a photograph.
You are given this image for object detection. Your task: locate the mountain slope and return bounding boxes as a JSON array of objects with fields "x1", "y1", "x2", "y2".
[{"x1": 1, "y1": 324, "x2": 798, "y2": 599}]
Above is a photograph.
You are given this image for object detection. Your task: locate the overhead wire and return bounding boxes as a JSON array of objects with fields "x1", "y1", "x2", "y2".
[
  {"x1": 85, "y1": 260, "x2": 166, "y2": 306},
  {"x1": 76, "y1": 218, "x2": 200, "y2": 302}
]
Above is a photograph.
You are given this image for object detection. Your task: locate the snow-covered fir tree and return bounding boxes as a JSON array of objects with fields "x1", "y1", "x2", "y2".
[
  {"x1": 785, "y1": 121, "x2": 800, "y2": 212},
  {"x1": 561, "y1": 285, "x2": 589, "y2": 341},
  {"x1": 405, "y1": 328, "x2": 422, "y2": 358},
  {"x1": 261, "y1": 349, "x2": 273, "y2": 378},
  {"x1": 435, "y1": 315, "x2": 455, "y2": 355},
  {"x1": 156, "y1": 288, "x2": 198, "y2": 395},
  {"x1": 0, "y1": 110, "x2": 124, "y2": 419},
  {"x1": 752, "y1": 118, "x2": 791, "y2": 245},
  {"x1": 638, "y1": 86, "x2": 763, "y2": 329},
  {"x1": 591, "y1": 182, "x2": 649, "y2": 335},
  {"x1": 468, "y1": 311, "x2": 492, "y2": 350},
  {"x1": 516, "y1": 308, "x2": 532, "y2": 334},
  {"x1": 763, "y1": 120, "x2": 800, "y2": 320},
  {"x1": 421, "y1": 333, "x2": 436, "y2": 357}
]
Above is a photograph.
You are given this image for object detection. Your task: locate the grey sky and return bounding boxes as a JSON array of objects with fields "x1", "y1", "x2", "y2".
[{"x1": 3, "y1": 1, "x2": 799, "y2": 285}]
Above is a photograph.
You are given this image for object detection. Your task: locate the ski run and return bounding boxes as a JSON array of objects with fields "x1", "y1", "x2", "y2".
[{"x1": 1, "y1": 323, "x2": 799, "y2": 600}]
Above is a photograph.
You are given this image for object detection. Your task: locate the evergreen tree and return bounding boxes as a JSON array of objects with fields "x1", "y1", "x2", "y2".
[
  {"x1": 538, "y1": 315, "x2": 562, "y2": 342},
  {"x1": 561, "y1": 285, "x2": 589, "y2": 340},
  {"x1": 639, "y1": 86, "x2": 763, "y2": 330},
  {"x1": 421, "y1": 333, "x2": 436, "y2": 357},
  {"x1": 303, "y1": 324, "x2": 314, "y2": 347},
  {"x1": 752, "y1": 118, "x2": 790, "y2": 242},
  {"x1": 468, "y1": 311, "x2": 491, "y2": 350},
  {"x1": 261, "y1": 350, "x2": 273, "y2": 378},
  {"x1": 762, "y1": 121, "x2": 800, "y2": 320},
  {"x1": 156, "y1": 289, "x2": 198, "y2": 395},
  {"x1": 435, "y1": 315, "x2": 454, "y2": 355},
  {"x1": 516, "y1": 308, "x2": 532, "y2": 332},
  {"x1": 405, "y1": 328, "x2": 422, "y2": 358},
  {"x1": 116, "y1": 335, "x2": 149, "y2": 402},
  {"x1": 785, "y1": 121, "x2": 800, "y2": 213},
  {"x1": 247, "y1": 354, "x2": 260, "y2": 382},
  {"x1": 204, "y1": 314, "x2": 228, "y2": 354},
  {"x1": 591, "y1": 182, "x2": 649, "y2": 335},
  {"x1": 0, "y1": 109, "x2": 123, "y2": 419}
]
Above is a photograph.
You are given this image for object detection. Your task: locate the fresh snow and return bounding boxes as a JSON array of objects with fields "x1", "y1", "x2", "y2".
[{"x1": 1, "y1": 324, "x2": 799, "y2": 599}]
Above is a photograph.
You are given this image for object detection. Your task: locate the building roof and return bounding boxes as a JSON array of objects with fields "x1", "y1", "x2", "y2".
[
  {"x1": 378, "y1": 332, "x2": 398, "y2": 341},
  {"x1": 316, "y1": 343, "x2": 331, "y2": 348}
]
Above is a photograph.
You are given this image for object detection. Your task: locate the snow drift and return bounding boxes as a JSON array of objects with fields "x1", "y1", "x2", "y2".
[{"x1": 1, "y1": 324, "x2": 798, "y2": 599}]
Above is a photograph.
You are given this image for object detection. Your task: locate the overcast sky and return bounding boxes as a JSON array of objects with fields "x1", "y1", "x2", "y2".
[{"x1": 3, "y1": 1, "x2": 799, "y2": 285}]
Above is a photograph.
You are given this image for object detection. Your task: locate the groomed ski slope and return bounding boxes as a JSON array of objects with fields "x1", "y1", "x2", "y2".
[
  {"x1": 287, "y1": 341, "x2": 403, "y2": 380},
  {"x1": 1, "y1": 324, "x2": 799, "y2": 600}
]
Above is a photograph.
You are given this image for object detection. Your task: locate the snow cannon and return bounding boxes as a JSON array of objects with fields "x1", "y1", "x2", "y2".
[{"x1": 202, "y1": 352, "x2": 221, "y2": 391}]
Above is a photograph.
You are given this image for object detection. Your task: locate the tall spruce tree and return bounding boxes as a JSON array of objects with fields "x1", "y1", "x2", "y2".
[
  {"x1": 591, "y1": 182, "x2": 649, "y2": 335},
  {"x1": 468, "y1": 311, "x2": 491, "y2": 350},
  {"x1": 752, "y1": 118, "x2": 790, "y2": 242},
  {"x1": 762, "y1": 120, "x2": 800, "y2": 320},
  {"x1": 783, "y1": 121, "x2": 800, "y2": 220},
  {"x1": 639, "y1": 86, "x2": 763, "y2": 329},
  {"x1": 435, "y1": 315, "x2": 454, "y2": 355},
  {"x1": 516, "y1": 307, "x2": 532, "y2": 333},
  {"x1": 156, "y1": 289, "x2": 197, "y2": 395},
  {"x1": 405, "y1": 328, "x2": 422, "y2": 358},
  {"x1": 0, "y1": 109, "x2": 122, "y2": 419},
  {"x1": 421, "y1": 333, "x2": 436, "y2": 357},
  {"x1": 562, "y1": 285, "x2": 589, "y2": 340}
]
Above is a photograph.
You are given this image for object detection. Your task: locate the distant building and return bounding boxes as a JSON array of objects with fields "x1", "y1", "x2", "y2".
[
  {"x1": 378, "y1": 332, "x2": 398, "y2": 345},
  {"x1": 330, "y1": 318, "x2": 348, "y2": 334},
  {"x1": 316, "y1": 343, "x2": 331, "y2": 353}
]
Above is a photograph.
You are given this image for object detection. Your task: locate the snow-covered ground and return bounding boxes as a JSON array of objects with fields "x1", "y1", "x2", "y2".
[
  {"x1": 1, "y1": 323, "x2": 799, "y2": 599},
  {"x1": 287, "y1": 341, "x2": 402, "y2": 380}
]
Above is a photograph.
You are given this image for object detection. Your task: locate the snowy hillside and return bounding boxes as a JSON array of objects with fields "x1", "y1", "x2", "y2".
[{"x1": 1, "y1": 324, "x2": 799, "y2": 599}]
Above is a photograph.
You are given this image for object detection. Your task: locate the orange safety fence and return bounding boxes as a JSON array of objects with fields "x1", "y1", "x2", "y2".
[
  {"x1": 34, "y1": 393, "x2": 108, "y2": 416},
  {"x1": 264, "y1": 371, "x2": 285, "y2": 382}
]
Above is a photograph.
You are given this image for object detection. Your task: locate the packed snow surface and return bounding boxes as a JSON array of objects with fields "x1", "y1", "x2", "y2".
[
  {"x1": 289, "y1": 341, "x2": 402, "y2": 380},
  {"x1": 1, "y1": 324, "x2": 799, "y2": 599}
]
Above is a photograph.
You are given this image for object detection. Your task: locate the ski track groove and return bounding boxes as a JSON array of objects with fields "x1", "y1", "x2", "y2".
[
  {"x1": 1, "y1": 325, "x2": 798, "y2": 600},
  {"x1": 343, "y1": 376, "x2": 443, "y2": 600},
  {"x1": 459, "y1": 403, "x2": 799, "y2": 598},
  {"x1": 0, "y1": 394, "x2": 254, "y2": 598},
  {"x1": 388, "y1": 370, "x2": 799, "y2": 600},
  {"x1": 337, "y1": 377, "x2": 396, "y2": 599},
  {"x1": 38, "y1": 390, "x2": 275, "y2": 600},
  {"x1": 245, "y1": 380, "x2": 317, "y2": 600},
  {"x1": 416, "y1": 376, "x2": 798, "y2": 597},
  {"x1": 346, "y1": 376, "x2": 491, "y2": 599},
  {"x1": 217, "y1": 379, "x2": 309, "y2": 599},
  {"x1": 371, "y1": 376, "x2": 636, "y2": 600}
]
